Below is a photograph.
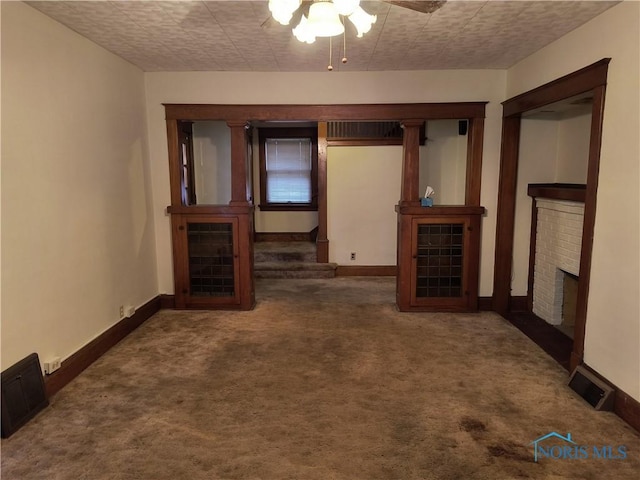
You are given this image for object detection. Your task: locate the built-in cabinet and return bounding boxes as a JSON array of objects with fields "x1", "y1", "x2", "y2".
[
  {"x1": 396, "y1": 206, "x2": 484, "y2": 311},
  {"x1": 395, "y1": 113, "x2": 486, "y2": 312},
  {"x1": 169, "y1": 207, "x2": 255, "y2": 309}
]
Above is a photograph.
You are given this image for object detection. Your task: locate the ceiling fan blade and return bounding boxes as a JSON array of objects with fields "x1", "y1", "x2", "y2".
[
  {"x1": 261, "y1": 16, "x2": 278, "y2": 29},
  {"x1": 292, "y1": 1, "x2": 312, "y2": 26},
  {"x1": 384, "y1": 1, "x2": 446, "y2": 15}
]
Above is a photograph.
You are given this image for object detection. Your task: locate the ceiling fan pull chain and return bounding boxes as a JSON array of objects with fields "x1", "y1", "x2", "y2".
[
  {"x1": 342, "y1": 18, "x2": 348, "y2": 64},
  {"x1": 328, "y1": 36, "x2": 334, "y2": 71}
]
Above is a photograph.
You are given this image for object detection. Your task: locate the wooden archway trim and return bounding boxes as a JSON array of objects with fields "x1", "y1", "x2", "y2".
[
  {"x1": 492, "y1": 58, "x2": 610, "y2": 372},
  {"x1": 164, "y1": 102, "x2": 488, "y2": 265}
]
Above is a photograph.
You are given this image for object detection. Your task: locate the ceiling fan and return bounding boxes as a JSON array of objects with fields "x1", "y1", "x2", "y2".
[
  {"x1": 263, "y1": 0, "x2": 446, "y2": 70},
  {"x1": 262, "y1": 1, "x2": 446, "y2": 31}
]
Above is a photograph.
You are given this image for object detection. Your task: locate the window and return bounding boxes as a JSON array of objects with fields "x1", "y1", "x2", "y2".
[{"x1": 259, "y1": 127, "x2": 318, "y2": 211}]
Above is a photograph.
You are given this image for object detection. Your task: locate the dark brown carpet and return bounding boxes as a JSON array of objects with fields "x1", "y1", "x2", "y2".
[{"x1": 1, "y1": 278, "x2": 638, "y2": 479}]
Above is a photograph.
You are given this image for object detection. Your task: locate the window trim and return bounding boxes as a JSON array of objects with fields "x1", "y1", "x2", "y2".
[{"x1": 258, "y1": 127, "x2": 318, "y2": 211}]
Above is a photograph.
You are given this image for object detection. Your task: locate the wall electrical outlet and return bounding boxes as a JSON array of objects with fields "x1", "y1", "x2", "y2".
[
  {"x1": 119, "y1": 305, "x2": 124, "y2": 318},
  {"x1": 350, "y1": 252, "x2": 356, "y2": 261},
  {"x1": 43, "y1": 357, "x2": 61, "y2": 375}
]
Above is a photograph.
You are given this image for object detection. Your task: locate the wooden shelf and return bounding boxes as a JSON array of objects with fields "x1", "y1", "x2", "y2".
[
  {"x1": 395, "y1": 205, "x2": 486, "y2": 216},
  {"x1": 527, "y1": 183, "x2": 586, "y2": 203},
  {"x1": 167, "y1": 204, "x2": 254, "y2": 215}
]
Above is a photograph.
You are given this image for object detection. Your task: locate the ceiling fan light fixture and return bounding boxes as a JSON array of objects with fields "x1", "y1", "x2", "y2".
[
  {"x1": 307, "y1": 1, "x2": 345, "y2": 37},
  {"x1": 269, "y1": 0, "x2": 302, "y2": 25},
  {"x1": 332, "y1": 0, "x2": 360, "y2": 16},
  {"x1": 348, "y1": 6, "x2": 377, "y2": 37},
  {"x1": 293, "y1": 15, "x2": 316, "y2": 43}
]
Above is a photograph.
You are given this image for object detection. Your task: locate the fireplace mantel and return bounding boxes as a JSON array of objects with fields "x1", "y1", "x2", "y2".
[{"x1": 527, "y1": 183, "x2": 586, "y2": 203}]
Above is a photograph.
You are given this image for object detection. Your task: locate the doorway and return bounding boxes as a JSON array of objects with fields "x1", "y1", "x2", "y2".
[{"x1": 492, "y1": 58, "x2": 610, "y2": 372}]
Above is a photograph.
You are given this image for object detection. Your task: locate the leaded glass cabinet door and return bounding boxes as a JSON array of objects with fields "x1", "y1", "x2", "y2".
[
  {"x1": 187, "y1": 222, "x2": 235, "y2": 298},
  {"x1": 173, "y1": 216, "x2": 240, "y2": 308},
  {"x1": 410, "y1": 217, "x2": 472, "y2": 309}
]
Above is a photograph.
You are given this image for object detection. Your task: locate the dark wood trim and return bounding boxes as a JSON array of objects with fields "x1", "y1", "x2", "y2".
[
  {"x1": 310, "y1": 226, "x2": 319, "y2": 242},
  {"x1": 167, "y1": 205, "x2": 254, "y2": 215},
  {"x1": 571, "y1": 83, "x2": 607, "y2": 372},
  {"x1": 493, "y1": 59, "x2": 609, "y2": 376},
  {"x1": 480, "y1": 296, "x2": 526, "y2": 311},
  {"x1": 44, "y1": 296, "x2": 162, "y2": 398},
  {"x1": 227, "y1": 121, "x2": 251, "y2": 206},
  {"x1": 164, "y1": 103, "x2": 488, "y2": 308},
  {"x1": 510, "y1": 296, "x2": 528, "y2": 312},
  {"x1": 580, "y1": 364, "x2": 640, "y2": 432},
  {"x1": 237, "y1": 213, "x2": 256, "y2": 310},
  {"x1": 478, "y1": 297, "x2": 493, "y2": 311},
  {"x1": 527, "y1": 183, "x2": 586, "y2": 203},
  {"x1": 465, "y1": 117, "x2": 484, "y2": 206},
  {"x1": 527, "y1": 200, "x2": 537, "y2": 312},
  {"x1": 613, "y1": 385, "x2": 640, "y2": 433},
  {"x1": 399, "y1": 119, "x2": 424, "y2": 206},
  {"x1": 395, "y1": 205, "x2": 485, "y2": 216},
  {"x1": 502, "y1": 59, "x2": 611, "y2": 117},
  {"x1": 166, "y1": 118, "x2": 182, "y2": 207},
  {"x1": 159, "y1": 294, "x2": 176, "y2": 309},
  {"x1": 327, "y1": 138, "x2": 403, "y2": 147},
  {"x1": 335, "y1": 266, "x2": 397, "y2": 276},
  {"x1": 255, "y1": 232, "x2": 315, "y2": 242},
  {"x1": 492, "y1": 116, "x2": 521, "y2": 315},
  {"x1": 317, "y1": 122, "x2": 329, "y2": 263},
  {"x1": 258, "y1": 204, "x2": 317, "y2": 212},
  {"x1": 178, "y1": 121, "x2": 197, "y2": 205},
  {"x1": 164, "y1": 103, "x2": 488, "y2": 122}
]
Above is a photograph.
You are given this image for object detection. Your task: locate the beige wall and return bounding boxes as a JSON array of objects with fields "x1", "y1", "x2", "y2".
[
  {"x1": 145, "y1": 69, "x2": 506, "y2": 294},
  {"x1": 507, "y1": 1, "x2": 640, "y2": 400},
  {"x1": 512, "y1": 119, "x2": 559, "y2": 295},
  {"x1": 556, "y1": 111, "x2": 591, "y2": 183},
  {"x1": 1, "y1": 3, "x2": 158, "y2": 370},
  {"x1": 420, "y1": 120, "x2": 468, "y2": 206},
  {"x1": 327, "y1": 146, "x2": 402, "y2": 265}
]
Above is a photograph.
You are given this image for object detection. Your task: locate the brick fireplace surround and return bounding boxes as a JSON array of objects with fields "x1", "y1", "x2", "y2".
[{"x1": 532, "y1": 199, "x2": 585, "y2": 325}]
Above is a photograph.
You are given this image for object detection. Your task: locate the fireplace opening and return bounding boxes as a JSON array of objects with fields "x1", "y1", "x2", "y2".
[{"x1": 559, "y1": 271, "x2": 579, "y2": 339}]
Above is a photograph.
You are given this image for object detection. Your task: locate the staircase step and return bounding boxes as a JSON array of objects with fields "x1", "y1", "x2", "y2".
[
  {"x1": 255, "y1": 261, "x2": 337, "y2": 279},
  {"x1": 254, "y1": 241, "x2": 330, "y2": 278},
  {"x1": 254, "y1": 241, "x2": 317, "y2": 263}
]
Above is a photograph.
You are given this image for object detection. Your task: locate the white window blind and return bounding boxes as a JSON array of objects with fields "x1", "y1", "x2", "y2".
[{"x1": 265, "y1": 138, "x2": 312, "y2": 203}]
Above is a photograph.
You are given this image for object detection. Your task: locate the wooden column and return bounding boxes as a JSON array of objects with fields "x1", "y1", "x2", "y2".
[
  {"x1": 317, "y1": 122, "x2": 329, "y2": 263},
  {"x1": 492, "y1": 115, "x2": 521, "y2": 315},
  {"x1": 166, "y1": 118, "x2": 183, "y2": 206},
  {"x1": 227, "y1": 120, "x2": 250, "y2": 206},
  {"x1": 465, "y1": 117, "x2": 485, "y2": 206},
  {"x1": 399, "y1": 120, "x2": 424, "y2": 206},
  {"x1": 395, "y1": 211, "x2": 413, "y2": 310},
  {"x1": 227, "y1": 120, "x2": 255, "y2": 310},
  {"x1": 571, "y1": 84, "x2": 606, "y2": 371},
  {"x1": 237, "y1": 210, "x2": 256, "y2": 310}
]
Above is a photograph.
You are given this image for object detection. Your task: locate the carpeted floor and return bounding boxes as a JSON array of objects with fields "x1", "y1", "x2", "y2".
[{"x1": 2, "y1": 277, "x2": 639, "y2": 479}]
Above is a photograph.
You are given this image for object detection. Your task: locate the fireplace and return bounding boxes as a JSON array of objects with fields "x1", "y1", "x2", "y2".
[{"x1": 531, "y1": 198, "x2": 584, "y2": 326}]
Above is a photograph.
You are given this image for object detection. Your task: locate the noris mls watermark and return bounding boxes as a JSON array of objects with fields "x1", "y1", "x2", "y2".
[{"x1": 529, "y1": 432, "x2": 627, "y2": 462}]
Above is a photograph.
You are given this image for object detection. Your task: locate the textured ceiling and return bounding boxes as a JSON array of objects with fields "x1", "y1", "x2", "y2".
[{"x1": 26, "y1": 1, "x2": 618, "y2": 72}]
